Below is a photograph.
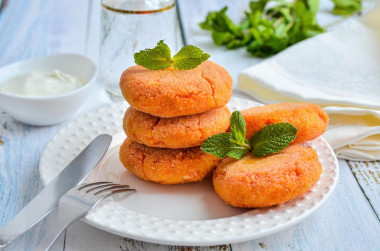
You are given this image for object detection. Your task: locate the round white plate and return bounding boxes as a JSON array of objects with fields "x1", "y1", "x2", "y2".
[{"x1": 39, "y1": 98, "x2": 339, "y2": 246}]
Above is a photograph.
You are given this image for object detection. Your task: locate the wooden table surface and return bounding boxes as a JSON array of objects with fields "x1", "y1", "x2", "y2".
[{"x1": 0, "y1": 0, "x2": 379, "y2": 250}]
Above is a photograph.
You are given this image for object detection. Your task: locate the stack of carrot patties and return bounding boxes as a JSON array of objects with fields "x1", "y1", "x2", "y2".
[{"x1": 119, "y1": 61, "x2": 233, "y2": 184}]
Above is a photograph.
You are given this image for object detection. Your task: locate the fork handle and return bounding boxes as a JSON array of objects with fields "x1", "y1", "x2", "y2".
[{"x1": 35, "y1": 208, "x2": 87, "y2": 251}]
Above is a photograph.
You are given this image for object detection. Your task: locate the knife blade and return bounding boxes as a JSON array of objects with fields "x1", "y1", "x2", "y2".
[{"x1": 0, "y1": 134, "x2": 112, "y2": 247}]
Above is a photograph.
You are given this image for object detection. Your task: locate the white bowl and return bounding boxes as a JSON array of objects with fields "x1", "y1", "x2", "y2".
[{"x1": 0, "y1": 53, "x2": 98, "y2": 126}]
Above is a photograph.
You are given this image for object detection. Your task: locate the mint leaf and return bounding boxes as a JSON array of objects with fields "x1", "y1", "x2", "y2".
[
  {"x1": 230, "y1": 111, "x2": 246, "y2": 145},
  {"x1": 201, "y1": 133, "x2": 233, "y2": 158},
  {"x1": 201, "y1": 133, "x2": 249, "y2": 159},
  {"x1": 199, "y1": 11, "x2": 218, "y2": 31},
  {"x1": 134, "y1": 40, "x2": 172, "y2": 70},
  {"x1": 226, "y1": 147, "x2": 250, "y2": 159},
  {"x1": 212, "y1": 31, "x2": 235, "y2": 46},
  {"x1": 226, "y1": 33, "x2": 253, "y2": 49},
  {"x1": 207, "y1": 7, "x2": 242, "y2": 36},
  {"x1": 250, "y1": 0, "x2": 269, "y2": 12},
  {"x1": 304, "y1": 0, "x2": 320, "y2": 14},
  {"x1": 288, "y1": 0, "x2": 324, "y2": 45},
  {"x1": 172, "y1": 45, "x2": 210, "y2": 70},
  {"x1": 250, "y1": 123, "x2": 297, "y2": 157},
  {"x1": 332, "y1": 0, "x2": 361, "y2": 15}
]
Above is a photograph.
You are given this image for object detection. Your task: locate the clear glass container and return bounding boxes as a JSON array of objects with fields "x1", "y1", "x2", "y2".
[{"x1": 100, "y1": 0, "x2": 178, "y2": 101}]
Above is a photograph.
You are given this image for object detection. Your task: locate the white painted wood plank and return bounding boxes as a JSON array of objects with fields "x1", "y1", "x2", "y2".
[
  {"x1": 231, "y1": 160, "x2": 380, "y2": 250},
  {"x1": 65, "y1": 221, "x2": 124, "y2": 251},
  {"x1": 178, "y1": 0, "x2": 380, "y2": 250},
  {"x1": 64, "y1": 221, "x2": 231, "y2": 251},
  {"x1": 348, "y1": 160, "x2": 380, "y2": 220},
  {"x1": 229, "y1": 242, "x2": 253, "y2": 251}
]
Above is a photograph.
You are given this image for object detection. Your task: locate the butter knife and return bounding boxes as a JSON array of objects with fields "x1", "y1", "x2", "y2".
[{"x1": 0, "y1": 134, "x2": 112, "y2": 247}]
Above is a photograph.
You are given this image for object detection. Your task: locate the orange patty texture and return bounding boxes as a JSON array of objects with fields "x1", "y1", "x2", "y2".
[
  {"x1": 241, "y1": 103, "x2": 328, "y2": 143},
  {"x1": 120, "y1": 138, "x2": 220, "y2": 184},
  {"x1": 213, "y1": 144, "x2": 322, "y2": 208},
  {"x1": 123, "y1": 106, "x2": 231, "y2": 149},
  {"x1": 120, "y1": 61, "x2": 232, "y2": 117}
]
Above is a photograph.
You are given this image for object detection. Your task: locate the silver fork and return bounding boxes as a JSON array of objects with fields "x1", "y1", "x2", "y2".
[{"x1": 35, "y1": 182, "x2": 135, "y2": 251}]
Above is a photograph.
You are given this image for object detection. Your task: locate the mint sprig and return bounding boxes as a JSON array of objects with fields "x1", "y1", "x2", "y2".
[
  {"x1": 250, "y1": 123, "x2": 297, "y2": 157},
  {"x1": 134, "y1": 41, "x2": 210, "y2": 70},
  {"x1": 200, "y1": 132, "x2": 249, "y2": 159},
  {"x1": 201, "y1": 111, "x2": 297, "y2": 159}
]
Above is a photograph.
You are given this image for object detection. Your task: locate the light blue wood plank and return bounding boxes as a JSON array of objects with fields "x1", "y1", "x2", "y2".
[
  {"x1": 1, "y1": 0, "x2": 379, "y2": 250},
  {"x1": 0, "y1": 112, "x2": 64, "y2": 250},
  {"x1": 0, "y1": 0, "x2": 89, "y2": 67},
  {"x1": 0, "y1": 0, "x2": 90, "y2": 249}
]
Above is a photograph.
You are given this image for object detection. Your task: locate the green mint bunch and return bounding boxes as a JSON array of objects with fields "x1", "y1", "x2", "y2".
[
  {"x1": 199, "y1": 0, "x2": 361, "y2": 58},
  {"x1": 134, "y1": 40, "x2": 210, "y2": 70},
  {"x1": 201, "y1": 111, "x2": 297, "y2": 159}
]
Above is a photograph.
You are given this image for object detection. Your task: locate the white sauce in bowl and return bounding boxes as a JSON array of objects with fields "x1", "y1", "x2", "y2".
[{"x1": 0, "y1": 69, "x2": 85, "y2": 97}]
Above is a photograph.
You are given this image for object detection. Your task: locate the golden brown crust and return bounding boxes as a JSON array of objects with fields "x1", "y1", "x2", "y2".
[
  {"x1": 123, "y1": 106, "x2": 231, "y2": 149},
  {"x1": 119, "y1": 61, "x2": 233, "y2": 117},
  {"x1": 241, "y1": 103, "x2": 329, "y2": 143},
  {"x1": 213, "y1": 144, "x2": 322, "y2": 208},
  {"x1": 119, "y1": 138, "x2": 220, "y2": 184}
]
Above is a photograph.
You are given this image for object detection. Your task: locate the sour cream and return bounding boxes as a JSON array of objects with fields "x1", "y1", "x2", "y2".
[{"x1": 0, "y1": 69, "x2": 84, "y2": 97}]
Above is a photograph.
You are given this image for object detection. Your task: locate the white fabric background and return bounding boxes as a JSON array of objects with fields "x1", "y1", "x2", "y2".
[{"x1": 238, "y1": 18, "x2": 380, "y2": 160}]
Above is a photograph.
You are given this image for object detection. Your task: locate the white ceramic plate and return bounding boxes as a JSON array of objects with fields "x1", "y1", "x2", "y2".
[{"x1": 39, "y1": 98, "x2": 339, "y2": 246}]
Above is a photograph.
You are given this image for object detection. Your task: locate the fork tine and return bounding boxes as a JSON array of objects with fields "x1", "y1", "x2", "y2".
[
  {"x1": 93, "y1": 185, "x2": 132, "y2": 195},
  {"x1": 85, "y1": 183, "x2": 121, "y2": 193},
  {"x1": 78, "y1": 182, "x2": 113, "y2": 190},
  {"x1": 94, "y1": 188, "x2": 136, "y2": 201},
  {"x1": 110, "y1": 188, "x2": 136, "y2": 194}
]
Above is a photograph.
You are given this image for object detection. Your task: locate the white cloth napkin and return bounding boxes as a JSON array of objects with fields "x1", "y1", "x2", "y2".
[{"x1": 237, "y1": 17, "x2": 380, "y2": 161}]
